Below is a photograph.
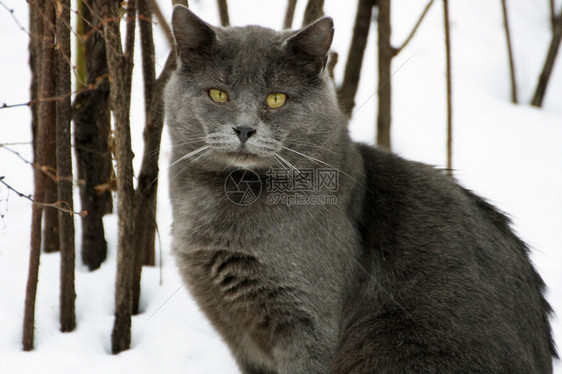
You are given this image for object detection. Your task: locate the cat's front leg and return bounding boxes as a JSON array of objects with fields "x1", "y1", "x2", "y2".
[{"x1": 269, "y1": 318, "x2": 338, "y2": 374}]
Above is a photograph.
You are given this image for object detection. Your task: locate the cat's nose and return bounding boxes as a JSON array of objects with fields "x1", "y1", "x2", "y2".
[{"x1": 232, "y1": 126, "x2": 256, "y2": 144}]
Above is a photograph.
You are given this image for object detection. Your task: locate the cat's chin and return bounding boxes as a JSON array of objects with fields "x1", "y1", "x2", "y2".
[{"x1": 224, "y1": 150, "x2": 269, "y2": 169}]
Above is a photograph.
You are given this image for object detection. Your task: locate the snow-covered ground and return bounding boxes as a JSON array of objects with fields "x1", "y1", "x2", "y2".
[{"x1": 1, "y1": 0, "x2": 560, "y2": 373}]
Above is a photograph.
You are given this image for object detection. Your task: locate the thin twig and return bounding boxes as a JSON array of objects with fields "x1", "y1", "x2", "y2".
[
  {"x1": 392, "y1": 0, "x2": 434, "y2": 56},
  {"x1": 501, "y1": 0, "x2": 518, "y2": 104},
  {"x1": 0, "y1": 177, "x2": 86, "y2": 216},
  {"x1": 149, "y1": 0, "x2": 174, "y2": 47},
  {"x1": 0, "y1": 0, "x2": 30, "y2": 34},
  {"x1": 0, "y1": 145, "x2": 84, "y2": 186},
  {"x1": 1, "y1": 76, "x2": 110, "y2": 110}
]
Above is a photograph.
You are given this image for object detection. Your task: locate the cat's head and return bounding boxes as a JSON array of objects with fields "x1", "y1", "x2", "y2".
[{"x1": 165, "y1": 5, "x2": 348, "y2": 173}]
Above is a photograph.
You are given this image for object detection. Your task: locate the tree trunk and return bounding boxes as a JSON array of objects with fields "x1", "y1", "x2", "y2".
[
  {"x1": 217, "y1": 0, "x2": 230, "y2": 27},
  {"x1": 531, "y1": 8, "x2": 562, "y2": 107},
  {"x1": 73, "y1": 0, "x2": 113, "y2": 271},
  {"x1": 56, "y1": 0, "x2": 76, "y2": 333},
  {"x1": 501, "y1": 0, "x2": 518, "y2": 104},
  {"x1": 376, "y1": 0, "x2": 392, "y2": 150},
  {"x1": 283, "y1": 0, "x2": 297, "y2": 29},
  {"x1": 443, "y1": 0, "x2": 453, "y2": 174},
  {"x1": 132, "y1": 0, "x2": 157, "y2": 314},
  {"x1": 29, "y1": 0, "x2": 42, "y2": 161},
  {"x1": 97, "y1": 0, "x2": 137, "y2": 354},
  {"x1": 338, "y1": 0, "x2": 374, "y2": 117},
  {"x1": 41, "y1": 0, "x2": 59, "y2": 253},
  {"x1": 23, "y1": 0, "x2": 54, "y2": 351},
  {"x1": 303, "y1": 0, "x2": 324, "y2": 26}
]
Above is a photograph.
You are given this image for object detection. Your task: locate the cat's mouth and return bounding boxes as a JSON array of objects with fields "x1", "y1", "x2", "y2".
[
  {"x1": 221, "y1": 147, "x2": 273, "y2": 168},
  {"x1": 227, "y1": 149, "x2": 259, "y2": 161}
]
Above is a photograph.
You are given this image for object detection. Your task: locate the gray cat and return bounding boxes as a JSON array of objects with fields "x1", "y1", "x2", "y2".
[{"x1": 165, "y1": 5, "x2": 556, "y2": 373}]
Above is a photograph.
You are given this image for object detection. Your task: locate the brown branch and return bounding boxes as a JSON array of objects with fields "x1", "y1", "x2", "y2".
[
  {"x1": 132, "y1": 0, "x2": 158, "y2": 315},
  {"x1": 338, "y1": 0, "x2": 374, "y2": 117},
  {"x1": 139, "y1": 0, "x2": 156, "y2": 112},
  {"x1": 392, "y1": 0, "x2": 434, "y2": 56},
  {"x1": 302, "y1": 0, "x2": 324, "y2": 26},
  {"x1": 443, "y1": 0, "x2": 453, "y2": 175},
  {"x1": 31, "y1": 0, "x2": 89, "y2": 90},
  {"x1": 56, "y1": 0, "x2": 76, "y2": 333},
  {"x1": 40, "y1": 0, "x2": 59, "y2": 255},
  {"x1": 217, "y1": 0, "x2": 230, "y2": 27},
  {"x1": 124, "y1": 0, "x2": 137, "y2": 86},
  {"x1": 172, "y1": 0, "x2": 189, "y2": 6},
  {"x1": 376, "y1": 0, "x2": 392, "y2": 150},
  {"x1": 283, "y1": 0, "x2": 297, "y2": 29},
  {"x1": 148, "y1": 0, "x2": 174, "y2": 46},
  {"x1": 550, "y1": 0, "x2": 557, "y2": 33},
  {"x1": 531, "y1": 8, "x2": 562, "y2": 107},
  {"x1": 23, "y1": 0, "x2": 54, "y2": 350},
  {"x1": 73, "y1": 0, "x2": 113, "y2": 271},
  {"x1": 501, "y1": 0, "x2": 518, "y2": 104},
  {"x1": 97, "y1": 0, "x2": 136, "y2": 354}
]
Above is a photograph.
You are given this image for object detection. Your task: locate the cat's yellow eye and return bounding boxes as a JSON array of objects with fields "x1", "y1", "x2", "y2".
[
  {"x1": 266, "y1": 93, "x2": 287, "y2": 108},
  {"x1": 209, "y1": 89, "x2": 228, "y2": 103}
]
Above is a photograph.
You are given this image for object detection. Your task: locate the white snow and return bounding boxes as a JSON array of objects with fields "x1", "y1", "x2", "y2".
[{"x1": 0, "y1": 0, "x2": 560, "y2": 373}]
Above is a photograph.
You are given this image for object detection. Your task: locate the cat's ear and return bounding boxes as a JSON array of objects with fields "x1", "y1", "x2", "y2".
[
  {"x1": 171, "y1": 5, "x2": 216, "y2": 64},
  {"x1": 285, "y1": 17, "x2": 334, "y2": 71}
]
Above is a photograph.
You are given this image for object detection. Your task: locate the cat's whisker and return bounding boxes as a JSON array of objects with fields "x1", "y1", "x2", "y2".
[
  {"x1": 165, "y1": 146, "x2": 212, "y2": 189},
  {"x1": 188, "y1": 149, "x2": 213, "y2": 165},
  {"x1": 169, "y1": 145, "x2": 211, "y2": 170},
  {"x1": 274, "y1": 153, "x2": 302, "y2": 176},
  {"x1": 269, "y1": 155, "x2": 289, "y2": 172},
  {"x1": 283, "y1": 139, "x2": 338, "y2": 155},
  {"x1": 280, "y1": 146, "x2": 371, "y2": 192}
]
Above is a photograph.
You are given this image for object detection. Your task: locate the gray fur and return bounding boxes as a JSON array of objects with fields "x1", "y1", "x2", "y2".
[{"x1": 165, "y1": 6, "x2": 556, "y2": 373}]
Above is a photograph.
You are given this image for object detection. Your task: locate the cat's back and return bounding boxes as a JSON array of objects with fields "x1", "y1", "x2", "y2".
[{"x1": 332, "y1": 143, "x2": 556, "y2": 373}]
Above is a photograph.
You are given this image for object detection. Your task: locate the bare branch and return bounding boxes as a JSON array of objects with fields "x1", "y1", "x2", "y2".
[
  {"x1": 443, "y1": 0, "x2": 453, "y2": 175},
  {"x1": 302, "y1": 0, "x2": 324, "y2": 26},
  {"x1": 56, "y1": 0, "x2": 76, "y2": 333},
  {"x1": 501, "y1": 0, "x2": 518, "y2": 104},
  {"x1": 338, "y1": 0, "x2": 374, "y2": 117},
  {"x1": 1, "y1": 177, "x2": 87, "y2": 217},
  {"x1": 0, "y1": 0, "x2": 30, "y2": 34},
  {"x1": 376, "y1": 0, "x2": 392, "y2": 150},
  {"x1": 283, "y1": 0, "x2": 297, "y2": 29},
  {"x1": 148, "y1": 0, "x2": 174, "y2": 47},
  {"x1": 0, "y1": 145, "x2": 83, "y2": 186},
  {"x1": 24, "y1": 0, "x2": 54, "y2": 350},
  {"x1": 550, "y1": 0, "x2": 557, "y2": 33},
  {"x1": 392, "y1": 0, "x2": 434, "y2": 56},
  {"x1": 1, "y1": 77, "x2": 112, "y2": 111},
  {"x1": 531, "y1": 8, "x2": 562, "y2": 107},
  {"x1": 217, "y1": 0, "x2": 230, "y2": 27},
  {"x1": 97, "y1": 0, "x2": 136, "y2": 354}
]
